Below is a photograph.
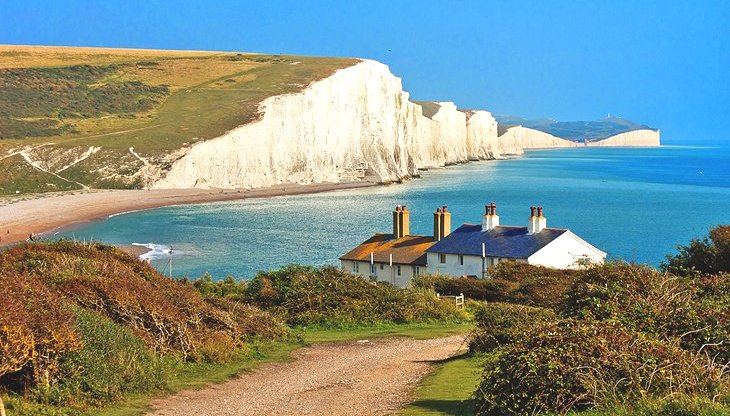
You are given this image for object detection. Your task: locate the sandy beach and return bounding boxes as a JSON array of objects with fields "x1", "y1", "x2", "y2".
[{"x1": 0, "y1": 181, "x2": 375, "y2": 247}]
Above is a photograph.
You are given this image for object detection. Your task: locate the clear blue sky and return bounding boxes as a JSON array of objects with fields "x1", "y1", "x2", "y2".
[{"x1": 1, "y1": 1, "x2": 728, "y2": 141}]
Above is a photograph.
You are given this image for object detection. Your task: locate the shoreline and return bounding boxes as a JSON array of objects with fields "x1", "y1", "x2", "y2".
[
  {"x1": 0, "y1": 181, "x2": 376, "y2": 247},
  {"x1": 0, "y1": 143, "x2": 667, "y2": 249}
]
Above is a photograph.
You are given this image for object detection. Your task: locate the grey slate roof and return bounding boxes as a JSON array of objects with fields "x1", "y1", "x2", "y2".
[{"x1": 426, "y1": 224, "x2": 567, "y2": 259}]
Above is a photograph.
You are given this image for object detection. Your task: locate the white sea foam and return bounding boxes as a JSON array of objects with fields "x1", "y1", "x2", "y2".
[{"x1": 132, "y1": 242, "x2": 179, "y2": 261}]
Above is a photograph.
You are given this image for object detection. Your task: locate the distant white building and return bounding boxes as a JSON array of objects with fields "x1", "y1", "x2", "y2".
[{"x1": 340, "y1": 203, "x2": 606, "y2": 287}]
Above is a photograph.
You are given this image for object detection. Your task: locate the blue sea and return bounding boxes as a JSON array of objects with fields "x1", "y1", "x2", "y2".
[{"x1": 56, "y1": 140, "x2": 730, "y2": 280}]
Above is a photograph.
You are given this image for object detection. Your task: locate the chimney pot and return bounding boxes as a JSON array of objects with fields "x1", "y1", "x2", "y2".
[
  {"x1": 491, "y1": 202, "x2": 497, "y2": 216},
  {"x1": 440, "y1": 205, "x2": 452, "y2": 239},
  {"x1": 537, "y1": 206, "x2": 543, "y2": 217},
  {"x1": 485, "y1": 205, "x2": 490, "y2": 215},
  {"x1": 530, "y1": 206, "x2": 536, "y2": 217}
]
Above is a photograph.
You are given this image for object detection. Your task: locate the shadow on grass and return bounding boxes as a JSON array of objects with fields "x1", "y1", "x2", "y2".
[
  {"x1": 413, "y1": 351, "x2": 472, "y2": 365},
  {"x1": 407, "y1": 398, "x2": 476, "y2": 416}
]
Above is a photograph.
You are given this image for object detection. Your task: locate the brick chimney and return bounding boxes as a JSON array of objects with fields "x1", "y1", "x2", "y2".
[
  {"x1": 482, "y1": 202, "x2": 500, "y2": 231},
  {"x1": 528, "y1": 205, "x2": 547, "y2": 233},
  {"x1": 433, "y1": 206, "x2": 452, "y2": 241},
  {"x1": 393, "y1": 205, "x2": 410, "y2": 238},
  {"x1": 440, "y1": 205, "x2": 451, "y2": 239},
  {"x1": 393, "y1": 205, "x2": 402, "y2": 238},
  {"x1": 400, "y1": 205, "x2": 410, "y2": 237},
  {"x1": 433, "y1": 207, "x2": 442, "y2": 241}
]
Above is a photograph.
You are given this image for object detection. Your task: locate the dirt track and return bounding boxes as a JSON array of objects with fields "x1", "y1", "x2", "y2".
[{"x1": 147, "y1": 335, "x2": 467, "y2": 416}]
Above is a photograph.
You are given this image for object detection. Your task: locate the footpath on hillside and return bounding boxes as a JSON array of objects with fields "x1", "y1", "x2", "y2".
[{"x1": 147, "y1": 335, "x2": 467, "y2": 416}]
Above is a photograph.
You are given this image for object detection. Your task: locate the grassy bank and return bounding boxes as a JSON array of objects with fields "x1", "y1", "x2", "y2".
[{"x1": 400, "y1": 356, "x2": 481, "y2": 416}]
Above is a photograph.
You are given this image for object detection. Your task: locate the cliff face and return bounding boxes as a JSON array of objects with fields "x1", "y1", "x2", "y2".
[
  {"x1": 153, "y1": 60, "x2": 500, "y2": 189},
  {"x1": 497, "y1": 126, "x2": 579, "y2": 155},
  {"x1": 152, "y1": 60, "x2": 657, "y2": 190},
  {"x1": 587, "y1": 129, "x2": 660, "y2": 147}
]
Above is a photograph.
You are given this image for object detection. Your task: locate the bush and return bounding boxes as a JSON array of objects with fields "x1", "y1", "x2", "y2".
[
  {"x1": 245, "y1": 265, "x2": 467, "y2": 327},
  {"x1": 488, "y1": 261, "x2": 577, "y2": 308},
  {"x1": 413, "y1": 274, "x2": 494, "y2": 300},
  {"x1": 0, "y1": 241, "x2": 287, "y2": 359},
  {"x1": 662, "y1": 225, "x2": 730, "y2": 277},
  {"x1": 414, "y1": 262, "x2": 576, "y2": 308},
  {"x1": 469, "y1": 302, "x2": 556, "y2": 353},
  {"x1": 46, "y1": 308, "x2": 166, "y2": 408},
  {"x1": 192, "y1": 273, "x2": 247, "y2": 298},
  {"x1": 475, "y1": 319, "x2": 726, "y2": 416},
  {"x1": 567, "y1": 396, "x2": 730, "y2": 415},
  {"x1": 0, "y1": 273, "x2": 80, "y2": 391},
  {"x1": 561, "y1": 262, "x2": 730, "y2": 364},
  {"x1": 0, "y1": 241, "x2": 288, "y2": 411}
]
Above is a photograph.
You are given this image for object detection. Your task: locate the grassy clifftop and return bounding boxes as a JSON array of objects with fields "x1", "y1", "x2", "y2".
[{"x1": 0, "y1": 45, "x2": 358, "y2": 194}]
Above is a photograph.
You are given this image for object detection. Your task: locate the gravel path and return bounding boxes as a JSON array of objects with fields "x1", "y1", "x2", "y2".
[{"x1": 147, "y1": 335, "x2": 468, "y2": 416}]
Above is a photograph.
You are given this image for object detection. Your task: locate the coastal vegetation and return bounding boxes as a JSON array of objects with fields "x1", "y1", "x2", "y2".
[
  {"x1": 1, "y1": 226, "x2": 727, "y2": 415},
  {"x1": 0, "y1": 241, "x2": 467, "y2": 415},
  {"x1": 434, "y1": 225, "x2": 728, "y2": 416}
]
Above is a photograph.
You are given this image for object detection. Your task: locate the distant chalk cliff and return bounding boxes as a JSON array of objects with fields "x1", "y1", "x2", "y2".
[{"x1": 586, "y1": 129, "x2": 660, "y2": 147}]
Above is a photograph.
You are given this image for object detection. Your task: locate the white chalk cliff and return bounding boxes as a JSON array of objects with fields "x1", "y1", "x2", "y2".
[
  {"x1": 587, "y1": 129, "x2": 660, "y2": 147},
  {"x1": 154, "y1": 60, "x2": 501, "y2": 189},
  {"x1": 497, "y1": 126, "x2": 579, "y2": 155},
  {"x1": 152, "y1": 59, "x2": 657, "y2": 189}
]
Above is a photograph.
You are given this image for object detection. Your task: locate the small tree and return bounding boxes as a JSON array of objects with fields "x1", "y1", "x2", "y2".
[{"x1": 662, "y1": 225, "x2": 730, "y2": 276}]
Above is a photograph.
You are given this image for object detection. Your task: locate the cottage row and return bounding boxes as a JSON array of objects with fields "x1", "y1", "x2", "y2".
[{"x1": 340, "y1": 203, "x2": 606, "y2": 287}]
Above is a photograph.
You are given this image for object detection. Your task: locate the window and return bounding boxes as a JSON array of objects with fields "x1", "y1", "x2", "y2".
[
  {"x1": 397, "y1": 265, "x2": 401, "y2": 276},
  {"x1": 380, "y1": 263, "x2": 384, "y2": 270},
  {"x1": 459, "y1": 255, "x2": 464, "y2": 266},
  {"x1": 413, "y1": 266, "x2": 419, "y2": 276},
  {"x1": 439, "y1": 253, "x2": 446, "y2": 264},
  {"x1": 371, "y1": 263, "x2": 376, "y2": 274},
  {"x1": 353, "y1": 262, "x2": 359, "y2": 273}
]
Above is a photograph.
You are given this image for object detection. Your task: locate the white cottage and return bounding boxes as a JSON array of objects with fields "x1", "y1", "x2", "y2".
[
  {"x1": 426, "y1": 204, "x2": 606, "y2": 277},
  {"x1": 340, "y1": 203, "x2": 606, "y2": 287}
]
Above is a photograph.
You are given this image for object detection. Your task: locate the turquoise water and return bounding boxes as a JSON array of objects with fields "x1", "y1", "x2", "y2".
[{"x1": 57, "y1": 141, "x2": 730, "y2": 279}]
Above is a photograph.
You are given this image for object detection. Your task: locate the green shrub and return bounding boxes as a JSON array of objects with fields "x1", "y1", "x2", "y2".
[
  {"x1": 46, "y1": 308, "x2": 166, "y2": 408},
  {"x1": 469, "y1": 302, "x2": 556, "y2": 353},
  {"x1": 192, "y1": 273, "x2": 247, "y2": 298},
  {"x1": 414, "y1": 262, "x2": 576, "y2": 308},
  {"x1": 413, "y1": 274, "x2": 494, "y2": 300},
  {"x1": 488, "y1": 261, "x2": 577, "y2": 308},
  {"x1": 662, "y1": 225, "x2": 730, "y2": 277},
  {"x1": 568, "y1": 396, "x2": 730, "y2": 415},
  {"x1": 475, "y1": 319, "x2": 726, "y2": 416},
  {"x1": 561, "y1": 262, "x2": 730, "y2": 364},
  {"x1": 245, "y1": 265, "x2": 467, "y2": 327}
]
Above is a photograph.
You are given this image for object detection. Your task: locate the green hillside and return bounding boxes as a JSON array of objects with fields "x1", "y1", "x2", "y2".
[{"x1": 0, "y1": 45, "x2": 357, "y2": 194}]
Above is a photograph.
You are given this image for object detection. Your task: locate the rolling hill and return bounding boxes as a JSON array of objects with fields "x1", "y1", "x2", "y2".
[{"x1": 0, "y1": 45, "x2": 357, "y2": 194}]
